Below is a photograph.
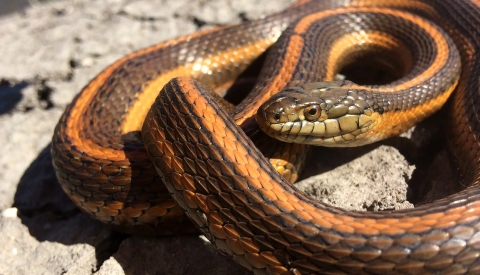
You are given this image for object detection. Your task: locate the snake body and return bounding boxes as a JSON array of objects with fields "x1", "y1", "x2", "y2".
[{"x1": 52, "y1": 0, "x2": 480, "y2": 274}]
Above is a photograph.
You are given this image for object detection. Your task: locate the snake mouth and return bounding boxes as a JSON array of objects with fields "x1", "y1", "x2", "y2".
[
  {"x1": 257, "y1": 111, "x2": 378, "y2": 146},
  {"x1": 255, "y1": 81, "x2": 382, "y2": 146}
]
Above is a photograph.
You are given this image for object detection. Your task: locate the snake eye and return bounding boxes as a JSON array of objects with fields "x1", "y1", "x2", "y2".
[
  {"x1": 273, "y1": 113, "x2": 281, "y2": 121},
  {"x1": 304, "y1": 104, "x2": 321, "y2": 121}
]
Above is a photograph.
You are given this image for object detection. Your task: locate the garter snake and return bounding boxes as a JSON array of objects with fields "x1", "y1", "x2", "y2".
[{"x1": 52, "y1": 0, "x2": 480, "y2": 274}]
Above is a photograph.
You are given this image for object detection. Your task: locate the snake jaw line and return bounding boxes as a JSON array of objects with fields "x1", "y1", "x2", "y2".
[{"x1": 256, "y1": 81, "x2": 384, "y2": 146}]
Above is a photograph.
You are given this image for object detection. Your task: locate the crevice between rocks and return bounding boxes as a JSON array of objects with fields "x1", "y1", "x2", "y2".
[
  {"x1": 192, "y1": 16, "x2": 207, "y2": 28},
  {"x1": 36, "y1": 78, "x2": 55, "y2": 110},
  {"x1": 93, "y1": 232, "x2": 130, "y2": 272}
]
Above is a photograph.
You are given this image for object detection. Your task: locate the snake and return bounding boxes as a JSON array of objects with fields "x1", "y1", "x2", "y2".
[{"x1": 51, "y1": 0, "x2": 480, "y2": 274}]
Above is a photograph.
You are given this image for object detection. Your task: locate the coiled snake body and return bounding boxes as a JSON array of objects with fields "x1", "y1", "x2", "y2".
[{"x1": 52, "y1": 0, "x2": 480, "y2": 274}]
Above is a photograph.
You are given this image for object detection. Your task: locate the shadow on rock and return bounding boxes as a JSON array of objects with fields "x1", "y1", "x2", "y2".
[
  {"x1": 13, "y1": 144, "x2": 125, "y2": 267},
  {"x1": 300, "y1": 142, "x2": 381, "y2": 181},
  {"x1": 0, "y1": 80, "x2": 26, "y2": 114},
  {"x1": 13, "y1": 143, "x2": 247, "y2": 274},
  {"x1": 404, "y1": 107, "x2": 460, "y2": 205}
]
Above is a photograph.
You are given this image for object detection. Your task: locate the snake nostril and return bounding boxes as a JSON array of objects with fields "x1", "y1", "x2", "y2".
[{"x1": 273, "y1": 113, "x2": 281, "y2": 121}]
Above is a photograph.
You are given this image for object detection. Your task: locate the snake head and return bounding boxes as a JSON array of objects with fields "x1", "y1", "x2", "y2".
[{"x1": 255, "y1": 81, "x2": 382, "y2": 147}]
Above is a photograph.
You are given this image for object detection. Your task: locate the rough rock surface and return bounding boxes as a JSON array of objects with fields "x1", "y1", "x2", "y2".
[{"x1": 0, "y1": 0, "x2": 457, "y2": 274}]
